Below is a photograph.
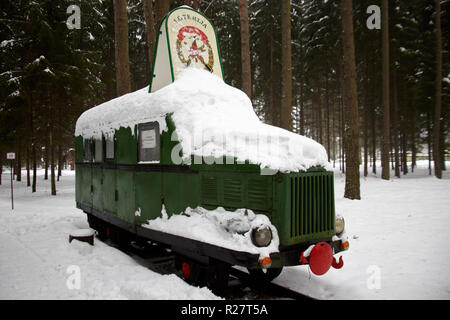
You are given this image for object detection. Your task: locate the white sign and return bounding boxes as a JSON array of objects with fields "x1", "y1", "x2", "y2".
[
  {"x1": 6, "y1": 152, "x2": 15, "y2": 160},
  {"x1": 150, "y1": 6, "x2": 224, "y2": 92},
  {"x1": 141, "y1": 130, "x2": 156, "y2": 149}
]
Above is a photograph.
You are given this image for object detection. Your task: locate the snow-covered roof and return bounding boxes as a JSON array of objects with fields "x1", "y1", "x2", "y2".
[{"x1": 75, "y1": 67, "x2": 330, "y2": 173}]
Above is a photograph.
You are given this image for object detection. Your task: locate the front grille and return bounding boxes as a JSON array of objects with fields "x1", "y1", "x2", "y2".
[{"x1": 290, "y1": 172, "x2": 335, "y2": 238}]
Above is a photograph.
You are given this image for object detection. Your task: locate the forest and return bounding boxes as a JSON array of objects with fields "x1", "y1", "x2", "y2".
[{"x1": 0, "y1": 0, "x2": 448, "y2": 199}]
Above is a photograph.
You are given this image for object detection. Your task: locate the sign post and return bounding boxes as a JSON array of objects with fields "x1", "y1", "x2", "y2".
[{"x1": 6, "y1": 152, "x2": 15, "y2": 210}]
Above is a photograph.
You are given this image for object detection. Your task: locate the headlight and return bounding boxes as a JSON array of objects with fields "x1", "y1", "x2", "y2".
[
  {"x1": 335, "y1": 216, "x2": 345, "y2": 235},
  {"x1": 251, "y1": 226, "x2": 272, "y2": 247}
]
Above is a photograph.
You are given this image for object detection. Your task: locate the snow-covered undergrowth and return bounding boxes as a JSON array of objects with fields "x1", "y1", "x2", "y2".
[
  {"x1": 143, "y1": 206, "x2": 279, "y2": 259},
  {"x1": 75, "y1": 68, "x2": 329, "y2": 173}
]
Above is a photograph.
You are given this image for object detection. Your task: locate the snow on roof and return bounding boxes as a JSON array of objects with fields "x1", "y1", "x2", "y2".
[{"x1": 75, "y1": 67, "x2": 330, "y2": 172}]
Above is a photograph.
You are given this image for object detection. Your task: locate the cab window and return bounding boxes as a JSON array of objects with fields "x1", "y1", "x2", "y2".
[
  {"x1": 105, "y1": 136, "x2": 115, "y2": 160},
  {"x1": 138, "y1": 122, "x2": 160, "y2": 163},
  {"x1": 83, "y1": 139, "x2": 92, "y2": 162},
  {"x1": 94, "y1": 139, "x2": 103, "y2": 163}
]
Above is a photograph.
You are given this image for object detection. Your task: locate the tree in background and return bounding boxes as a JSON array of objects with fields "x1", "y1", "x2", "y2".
[
  {"x1": 113, "y1": 0, "x2": 131, "y2": 96},
  {"x1": 239, "y1": 0, "x2": 252, "y2": 99},
  {"x1": 433, "y1": 0, "x2": 443, "y2": 179},
  {"x1": 184, "y1": 0, "x2": 199, "y2": 10},
  {"x1": 280, "y1": 0, "x2": 292, "y2": 131},
  {"x1": 341, "y1": 0, "x2": 360, "y2": 200},
  {"x1": 381, "y1": 0, "x2": 391, "y2": 180},
  {"x1": 143, "y1": 0, "x2": 156, "y2": 83},
  {"x1": 1, "y1": 0, "x2": 449, "y2": 198}
]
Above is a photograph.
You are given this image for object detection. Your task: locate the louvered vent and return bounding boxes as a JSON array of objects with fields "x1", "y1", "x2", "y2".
[
  {"x1": 248, "y1": 178, "x2": 270, "y2": 210},
  {"x1": 202, "y1": 176, "x2": 218, "y2": 204},
  {"x1": 290, "y1": 173, "x2": 335, "y2": 237},
  {"x1": 223, "y1": 178, "x2": 243, "y2": 207}
]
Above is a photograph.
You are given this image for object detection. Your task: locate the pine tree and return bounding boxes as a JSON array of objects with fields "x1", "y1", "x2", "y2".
[
  {"x1": 114, "y1": 0, "x2": 132, "y2": 96},
  {"x1": 433, "y1": 0, "x2": 443, "y2": 179},
  {"x1": 381, "y1": 0, "x2": 391, "y2": 180},
  {"x1": 341, "y1": 0, "x2": 360, "y2": 200},
  {"x1": 280, "y1": 0, "x2": 292, "y2": 131},
  {"x1": 239, "y1": 0, "x2": 252, "y2": 99}
]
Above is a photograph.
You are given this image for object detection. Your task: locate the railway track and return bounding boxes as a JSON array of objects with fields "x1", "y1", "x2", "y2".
[{"x1": 102, "y1": 237, "x2": 316, "y2": 300}]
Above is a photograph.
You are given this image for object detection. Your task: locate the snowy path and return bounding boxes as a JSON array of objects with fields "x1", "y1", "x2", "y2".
[{"x1": 1, "y1": 162, "x2": 449, "y2": 299}]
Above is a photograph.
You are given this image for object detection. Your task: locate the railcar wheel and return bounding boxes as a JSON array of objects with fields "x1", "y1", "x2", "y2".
[
  {"x1": 110, "y1": 226, "x2": 133, "y2": 248},
  {"x1": 247, "y1": 267, "x2": 283, "y2": 283},
  {"x1": 178, "y1": 259, "x2": 207, "y2": 287},
  {"x1": 87, "y1": 214, "x2": 108, "y2": 240},
  {"x1": 206, "y1": 260, "x2": 230, "y2": 296}
]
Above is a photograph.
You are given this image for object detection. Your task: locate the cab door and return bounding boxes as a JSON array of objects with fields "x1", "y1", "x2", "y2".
[
  {"x1": 81, "y1": 139, "x2": 93, "y2": 207},
  {"x1": 135, "y1": 122, "x2": 162, "y2": 224},
  {"x1": 92, "y1": 139, "x2": 103, "y2": 213}
]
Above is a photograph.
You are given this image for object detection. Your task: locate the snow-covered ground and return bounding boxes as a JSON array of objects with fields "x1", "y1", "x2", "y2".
[
  {"x1": 0, "y1": 161, "x2": 449, "y2": 299},
  {"x1": 275, "y1": 160, "x2": 450, "y2": 300},
  {"x1": 0, "y1": 170, "x2": 218, "y2": 300}
]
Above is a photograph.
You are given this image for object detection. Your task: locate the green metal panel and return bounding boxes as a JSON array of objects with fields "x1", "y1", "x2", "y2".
[
  {"x1": 80, "y1": 167, "x2": 92, "y2": 206},
  {"x1": 75, "y1": 136, "x2": 83, "y2": 204},
  {"x1": 163, "y1": 172, "x2": 201, "y2": 215},
  {"x1": 160, "y1": 115, "x2": 178, "y2": 165},
  {"x1": 102, "y1": 168, "x2": 117, "y2": 216},
  {"x1": 278, "y1": 170, "x2": 336, "y2": 246},
  {"x1": 92, "y1": 167, "x2": 103, "y2": 212},
  {"x1": 200, "y1": 171, "x2": 272, "y2": 214},
  {"x1": 116, "y1": 170, "x2": 135, "y2": 231},
  {"x1": 75, "y1": 168, "x2": 82, "y2": 204},
  {"x1": 135, "y1": 172, "x2": 162, "y2": 224},
  {"x1": 116, "y1": 127, "x2": 137, "y2": 164}
]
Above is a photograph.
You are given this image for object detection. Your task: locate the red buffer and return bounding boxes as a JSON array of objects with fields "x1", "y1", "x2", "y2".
[{"x1": 299, "y1": 242, "x2": 344, "y2": 276}]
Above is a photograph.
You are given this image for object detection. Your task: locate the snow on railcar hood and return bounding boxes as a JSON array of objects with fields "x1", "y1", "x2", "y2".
[
  {"x1": 142, "y1": 206, "x2": 279, "y2": 259},
  {"x1": 75, "y1": 67, "x2": 330, "y2": 172}
]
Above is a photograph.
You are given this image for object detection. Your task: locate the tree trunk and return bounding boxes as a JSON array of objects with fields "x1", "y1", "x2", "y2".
[
  {"x1": 401, "y1": 131, "x2": 408, "y2": 175},
  {"x1": 371, "y1": 87, "x2": 377, "y2": 175},
  {"x1": 44, "y1": 140, "x2": 49, "y2": 180},
  {"x1": 114, "y1": 0, "x2": 131, "y2": 97},
  {"x1": 280, "y1": 0, "x2": 292, "y2": 131},
  {"x1": 427, "y1": 112, "x2": 432, "y2": 175},
  {"x1": 16, "y1": 144, "x2": 22, "y2": 182},
  {"x1": 392, "y1": 72, "x2": 400, "y2": 178},
  {"x1": 239, "y1": 0, "x2": 252, "y2": 99},
  {"x1": 32, "y1": 145, "x2": 37, "y2": 192},
  {"x1": 325, "y1": 73, "x2": 331, "y2": 161},
  {"x1": 143, "y1": 0, "x2": 156, "y2": 81},
  {"x1": 381, "y1": 0, "x2": 390, "y2": 180},
  {"x1": 299, "y1": 71, "x2": 305, "y2": 136},
  {"x1": 411, "y1": 107, "x2": 417, "y2": 172},
  {"x1": 154, "y1": 0, "x2": 170, "y2": 30},
  {"x1": 341, "y1": 0, "x2": 360, "y2": 200},
  {"x1": 57, "y1": 144, "x2": 62, "y2": 181},
  {"x1": 363, "y1": 60, "x2": 369, "y2": 177},
  {"x1": 184, "y1": 0, "x2": 198, "y2": 10},
  {"x1": 0, "y1": 152, "x2": 2, "y2": 185},
  {"x1": 433, "y1": 0, "x2": 443, "y2": 179},
  {"x1": 339, "y1": 64, "x2": 345, "y2": 174},
  {"x1": 26, "y1": 145, "x2": 30, "y2": 187},
  {"x1": 50, "y1": 129, "x2": 56, "y2": 196}
]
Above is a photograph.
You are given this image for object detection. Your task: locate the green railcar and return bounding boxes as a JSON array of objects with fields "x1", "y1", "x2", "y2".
[{"x1": 75, "y1": 6, "x2": 348, "y2": 288}]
